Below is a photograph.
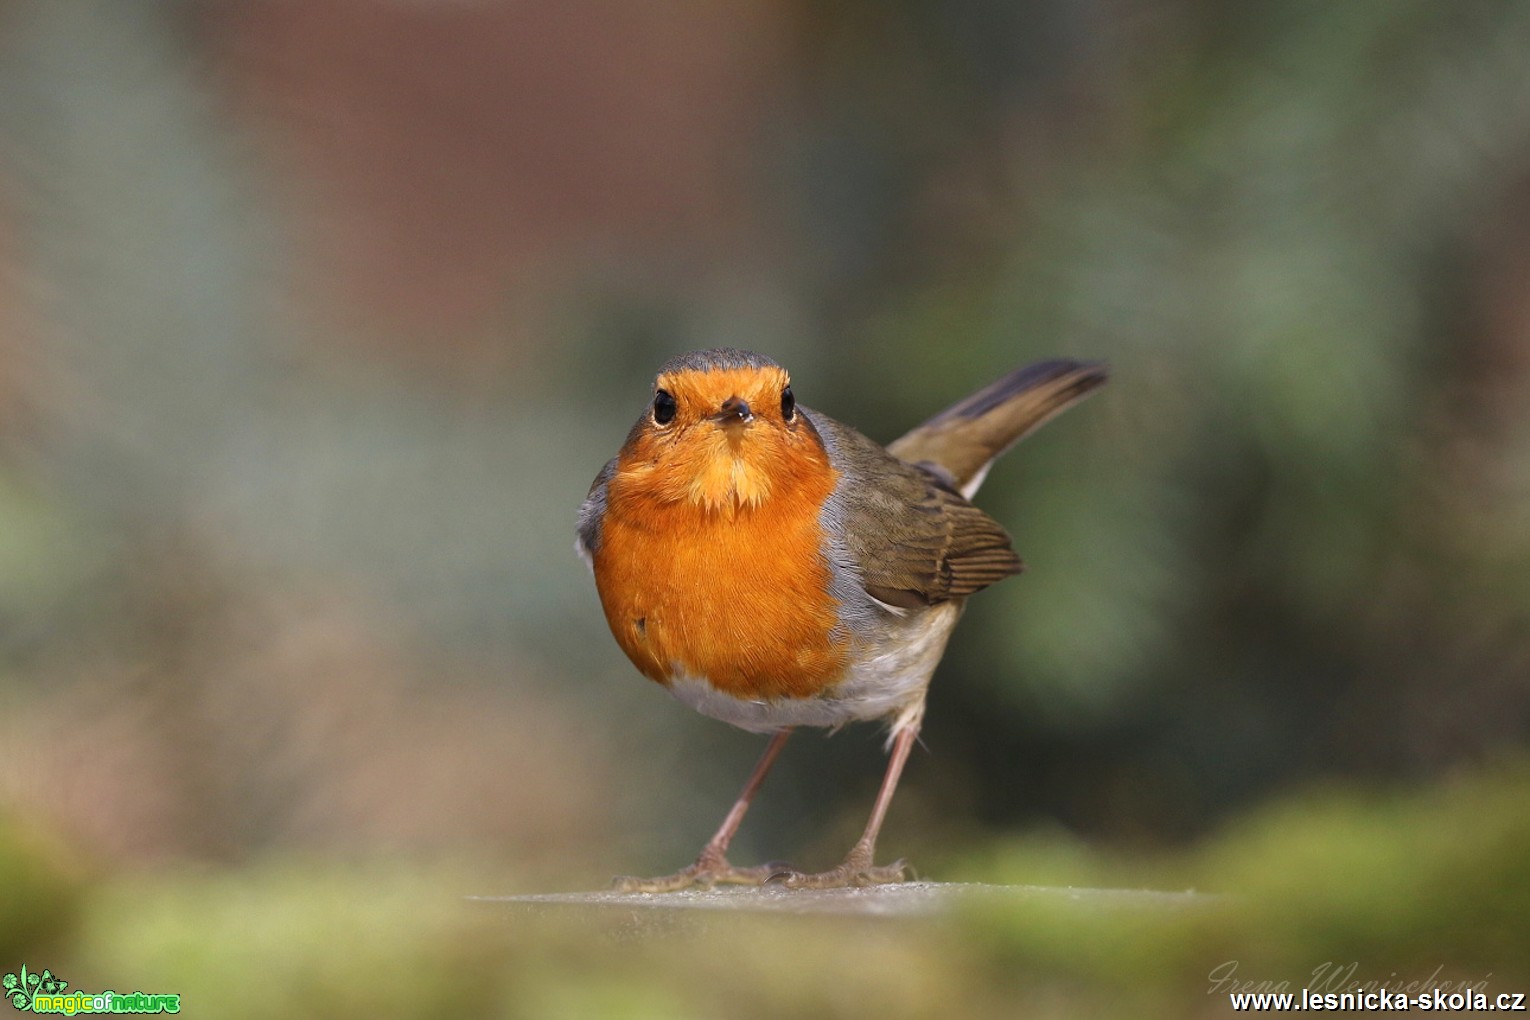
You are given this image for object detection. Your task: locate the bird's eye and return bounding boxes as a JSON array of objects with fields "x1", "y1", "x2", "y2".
[
  {"x1": 780, "y1": 385, "x2": 795, "y2": 421},
  {"x1": 653, "y1": 389, "x2": 677, "y2": 425}
]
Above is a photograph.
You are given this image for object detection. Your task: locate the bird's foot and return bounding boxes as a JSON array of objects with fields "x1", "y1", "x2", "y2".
[
  {"x1": 612, "y1": 851, "x2": 793, "y2": 893},
  {"x1": 769, "y1": 860, "x2": 911, "y2": 890},
  {"x1": 768, "y1": 843, "x2": 913, "y2": 890}
]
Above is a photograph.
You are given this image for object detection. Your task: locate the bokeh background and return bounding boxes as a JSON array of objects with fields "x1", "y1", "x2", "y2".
[{"x1": 2, "y1": 2, "x2": 1528, "y2": 1016}]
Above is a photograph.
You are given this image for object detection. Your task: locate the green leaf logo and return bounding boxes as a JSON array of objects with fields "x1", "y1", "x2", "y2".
[
  {"x1": 3, "y1": 965, "x2": 65, "y2": 1011},
  {"x1": 4, "y1": 966, "x2": 31, "y2": 1011}
]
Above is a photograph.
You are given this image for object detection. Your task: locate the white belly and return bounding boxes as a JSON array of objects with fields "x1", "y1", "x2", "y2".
[{"x1": 666, "y1": 601, "x2": 963, "y2": 737}]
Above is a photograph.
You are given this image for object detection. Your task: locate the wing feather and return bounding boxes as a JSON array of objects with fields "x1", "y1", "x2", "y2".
[{"x1": 814, "y1": 414, "x2": 1023, "y2": 607}]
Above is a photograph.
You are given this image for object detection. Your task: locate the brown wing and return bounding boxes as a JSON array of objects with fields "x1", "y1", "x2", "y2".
[{"x1": 814, "y1": 415, "x2": 1023, "y2": 609}]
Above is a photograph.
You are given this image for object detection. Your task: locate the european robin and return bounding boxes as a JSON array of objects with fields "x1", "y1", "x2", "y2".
[{"x1": 578, "y1": 348, "x2": 1106, "y2": 891}]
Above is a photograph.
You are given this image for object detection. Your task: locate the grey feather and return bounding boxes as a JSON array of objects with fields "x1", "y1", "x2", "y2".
[{"x1": 575, "y1": 457, "x2": 617, "y2": 568}]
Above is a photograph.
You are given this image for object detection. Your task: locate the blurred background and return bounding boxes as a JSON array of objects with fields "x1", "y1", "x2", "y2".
[{"x1": 2, "y1": 1, "x2": 1528, "y2": 1016}]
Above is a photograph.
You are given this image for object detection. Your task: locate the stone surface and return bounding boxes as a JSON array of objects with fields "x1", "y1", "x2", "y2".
[{"x1": 471, "y1": 881, "x2": 1217, "y2": 920}]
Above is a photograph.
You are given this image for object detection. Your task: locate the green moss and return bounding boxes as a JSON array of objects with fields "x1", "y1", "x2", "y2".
[
  {"x1": 0, "y1": 814, "x2": 86, "y2": 961},
  {"x1": 963, "y1": 759, "x2": 1530, "y2": 1011},
  {"x1": 70, "y1": 862, "x2": 508, "y2": 1019}
]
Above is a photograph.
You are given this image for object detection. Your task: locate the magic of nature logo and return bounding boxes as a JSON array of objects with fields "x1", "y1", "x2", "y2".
[{"x1": 4, "y1": 966, "x2": 180, "y2": 1014}]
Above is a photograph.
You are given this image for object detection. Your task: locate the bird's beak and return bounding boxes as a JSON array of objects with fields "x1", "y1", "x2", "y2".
[{"x1": 710, "y1": 396, "x2": 753, "y2": 428}]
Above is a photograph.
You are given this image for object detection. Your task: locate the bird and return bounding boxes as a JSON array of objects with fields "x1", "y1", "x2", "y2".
[{"x1": 577, "y1": 347, "x2": 1106, "y2": 891}]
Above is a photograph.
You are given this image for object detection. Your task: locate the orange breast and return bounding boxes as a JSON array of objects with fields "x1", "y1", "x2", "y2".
[{"x1": 593, "y1": 452, "x2": 847, "y2": 701}]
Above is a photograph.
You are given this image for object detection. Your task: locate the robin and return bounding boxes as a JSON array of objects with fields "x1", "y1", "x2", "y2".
[{"x1": 578, "y1": 348, "x2": 1105, "y2": 891}]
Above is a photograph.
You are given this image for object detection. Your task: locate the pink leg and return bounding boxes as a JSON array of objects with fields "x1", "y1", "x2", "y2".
[
  {"x1": 696, "y1": 727, "x2": 793, "y2": 862},
  {"x1": 613, "y1": 728, "x2": 794, "y2": 892},
  {"x1": 851, "y1": 722, "x2": 918, "y2": 863},
  {"x1": 779, "y1": 720, "x2": 920, "y2": 889}
]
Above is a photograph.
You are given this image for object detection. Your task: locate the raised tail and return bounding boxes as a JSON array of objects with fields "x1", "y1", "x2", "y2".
[{"x1": 886, "y1": 359, "x2": 1107, "y2": 498}]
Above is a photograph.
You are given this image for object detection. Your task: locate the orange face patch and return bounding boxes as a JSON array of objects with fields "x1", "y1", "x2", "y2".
[
  {"x1": 617, "y1": 365, "x2": 804, "y2": 513},
  {"x1": 592, "y1": 365, "x2": 848, "y2": 700}
]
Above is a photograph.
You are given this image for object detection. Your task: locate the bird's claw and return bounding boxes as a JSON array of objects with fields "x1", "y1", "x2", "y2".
[
  {"x1": 765, "y1": 858, "x2": 913, "y2": 890},
  {"x1": 611, "y1": 858, "x2": 796, "y2": 893}
]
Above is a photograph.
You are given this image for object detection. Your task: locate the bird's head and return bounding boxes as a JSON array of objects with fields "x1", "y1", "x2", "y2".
[{"x1": 614, "y1": 348, "x2": 829, "y2": 513}]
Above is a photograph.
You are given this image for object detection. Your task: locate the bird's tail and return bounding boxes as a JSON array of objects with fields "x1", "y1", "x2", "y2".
[{"x1": 886, "y1": 359, "x2": 1107, "y2": 497}]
